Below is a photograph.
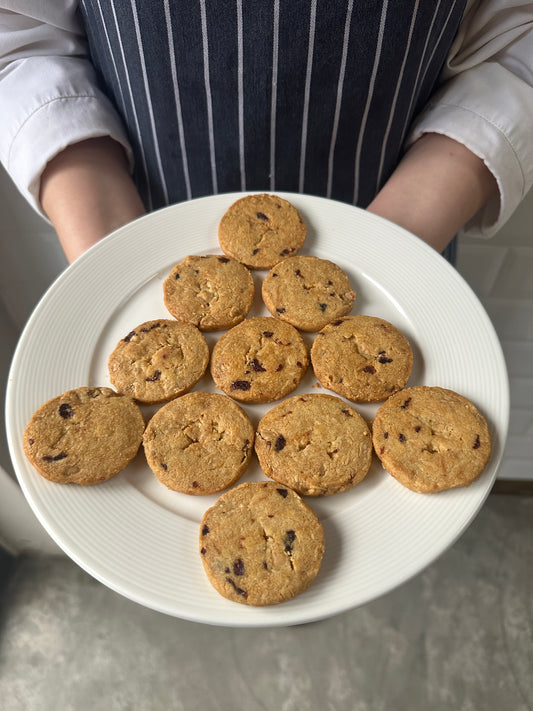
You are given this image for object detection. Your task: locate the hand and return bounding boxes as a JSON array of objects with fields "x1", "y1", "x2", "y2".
[
  {"x1": 40, "y1": 137, "x2": 146, "y2": 263},
  {"x1": 366, "y1": 133, "x2": 498, "y2": 253}
]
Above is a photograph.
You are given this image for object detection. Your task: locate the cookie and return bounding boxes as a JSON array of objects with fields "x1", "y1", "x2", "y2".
[
  {"x1": 372, "y1": 386, "x2": 492, "y2": 493},
  {"x1": 163, "y1": 254, "x2": 255, "y2": 331},
  {"x1": 199, "y1": 481, "x2": 325, "y2": 606},
  {"x1": 143, "y1": 392, "x2": 254, "y2": 495},
  {"x1": 23, "y1": 386, "x2": 145, "y2": 486},
  {"x1": 210, "y1": 317, "x2": 308, "y2": 404},
  {"x1": 310, "y1": 315, "x2": 413, "y2": 403},
  {"x1": 218, "y1": 193, "x2": 306, "y2": 269},
  {"x1": 255, "y1": 393, "x2": 372, "y2": 496},
  {"x1": 108, "y1": 319, "x2": 209, "y2": 404},
  {"x1": 262, "y1": 255, "x2": 356, "y2": 332}
]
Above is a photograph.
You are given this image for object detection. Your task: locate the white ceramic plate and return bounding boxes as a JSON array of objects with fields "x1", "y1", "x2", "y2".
[{"x1": 6, "y1": 192, "x2": 509, "y2": 627}]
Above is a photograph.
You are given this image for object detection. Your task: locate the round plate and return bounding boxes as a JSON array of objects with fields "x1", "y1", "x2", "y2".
[{"x1": 6, "y1": 192, "x2": 509, "y2": 627}]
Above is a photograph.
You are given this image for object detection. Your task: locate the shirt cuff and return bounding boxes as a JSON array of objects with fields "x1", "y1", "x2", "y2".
[
  {"x1": 407, "y1": 63, "x2": 533, "y2": 240},
  {"x1": 6, "y1": 93, "x2": 133, "y2": 220}
]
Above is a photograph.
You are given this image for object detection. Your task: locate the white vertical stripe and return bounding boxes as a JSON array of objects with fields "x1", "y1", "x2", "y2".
[
  {"x1": 353, "y1": 0, "x2": 388, "y2": 205},
  {"x1": 376, "y1": 0, "x2": 420, "y2": 190},
  {"x1": 199, "y1": 0, "x2": 218, "y2": 194},
  {"x1": 88, "y1": 0, "x2": 128, "y2": 116},
  {"x1": 94, "y1": 0, "x2": 153, "y2": 210},
  {"x1": 326, "y1": 0, "x2": 354, "y2": 199},
  {"x1": 130, "y1": 0, "x2": 169, "y2": 205},
  {"x1": 236, "y1": 0, "x2": 246, "y2": 191},
  {"x1": 298, "y1": 0, "x2": 317, "y2": 194},
  {"x1": 419, "y1": 2, "x2": 458, "y2": 91},
  {"x1": 163, "y1": 0, "x2": 192, "y2": 201},
  {"x1": 270, "y1": 0, "x2": 280, "y2": 191},
  {"x1": 398, "y1": 0, "x2": 443, "y2": 147}
]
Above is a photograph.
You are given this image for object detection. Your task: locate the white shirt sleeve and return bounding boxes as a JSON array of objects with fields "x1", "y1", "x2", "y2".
[
  {"x1": 407, "y1": 0, "x2": 533, "y2": 239},
  {"x1": 0, "y1": 1, "x2": 133, "y2": 216}
]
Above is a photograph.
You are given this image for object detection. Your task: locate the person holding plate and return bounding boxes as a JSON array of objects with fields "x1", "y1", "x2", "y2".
[{"x1": 0, "y1": 1, "x2": 531, "y2": 263}]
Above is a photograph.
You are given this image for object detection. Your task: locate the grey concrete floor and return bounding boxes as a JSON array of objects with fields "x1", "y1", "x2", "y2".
[{"x1": 1, "y1": 492, "x2": 532, "y2": 711}]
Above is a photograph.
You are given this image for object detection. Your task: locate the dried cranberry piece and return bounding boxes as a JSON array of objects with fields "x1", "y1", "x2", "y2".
[
  {"x1": 145, "y1": 370, "x2": 161, "y2": 382},
  {"x1": 124, "y1": 330, "x2": 136, "y2": 342},
  {"x1": 256, "y1": 212, "x2": 269, "y2": 221},
  {"x1": 226, "y1": 577, "x2": 247, "y2": 598},
  {"x1": 274, "y1": 434, "x2": 286, "y2": 451},
  {"x1": 218, "y1": 256, "x2": 230, "y2": 263},
  {"x1": 473, "y1": 435, "x2": 481, "y2": 449},
  {"x1": 277, "y1": 488, "x2": 288, "y2": 498},
  {"x1": 59, "y1": 403, "x2": 74, "y2": 419},
  {"x1": 284, "y1": 530, "x2": 296, "y2": 552},
  {"x1": 363, "y1": 365, "x2": 376, "y2": 374},
  {"x1": 233, "y1": 558, "x2": 245, "y2": 576},
  {"x1": 250, "y1": 358, "x2": 266, "y2": 373},
  {"x1": 42, "y1": 452, "x2": 67, "y2": 462},
  {"x1": 231, "y1": 380, "x2": 251, "y2": 391}
]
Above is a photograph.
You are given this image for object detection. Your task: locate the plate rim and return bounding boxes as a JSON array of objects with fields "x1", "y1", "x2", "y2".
[{"x1": 5, "y1": 191, "x2": 510, "y2": 627}]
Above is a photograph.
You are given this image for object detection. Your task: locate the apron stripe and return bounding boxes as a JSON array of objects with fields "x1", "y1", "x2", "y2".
[
  {"x1": 376, "y1": 0, "x2": 420, "y2": 191},
  {"x1": 353, "y1": 0, "x2": 389, "y2": 206},
  {"x1": 327, "y1": 0, "x2": 354, "y2": 200},
  {"x1": 130, "y1": 0, "x2": 169, "y2": 205},
  {"x1": 270, "y1": 0, "x2": 280, "y2": 192},
  {"x1": 100, "y1": 0, "x2": 152, "y2": 209},
  {"x1": 299, "y1": 0, "x2": 318, "y2": 194},
  {"x1": 200, "y1": 0, "x2": 218, "y2": 194},
  {"x1": 398, "y1": 0, "x2": 444, "y2": 150},
  {"x1": 163, "y1": 0, "x2": 192, "y2": 201},
  {"x1": 237, "y1": 0, "x2": 246, "y2": 191}
]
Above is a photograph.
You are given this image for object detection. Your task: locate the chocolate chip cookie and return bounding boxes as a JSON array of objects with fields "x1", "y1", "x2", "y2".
[
  {"x1": 210, "y1": 317, "x2": 308, "y2": 403},
  {"x1": 218, "y1": 193, "x2": 306, "y2": 269},
  {"x1": 108, "y1": 319, "x2": 209, "y2": 404},
  {"x1": 143, "y1": 391, "x2": 255, "y2": 495},
  {"x1": 199, "y1": 481, "x2": 325, "y2": 605},
  {"x1": 310, "y1": 315, "x2": 413, "y2": 403},
  {"x1": 372, "y1": 386, "x2": 492, "y2": 493},
  {"x1": 262, "y1": 255, "x2": 356, "y2": 331},
  {"x1": 163, "y1": 254, "x2": 255, "y2": 331},
  {"x1": 23, "y1": 386, "x2": 145, "y2": 485},
  {"x1": 255, "y1": 393, "x2": 372, "y2": 496}
]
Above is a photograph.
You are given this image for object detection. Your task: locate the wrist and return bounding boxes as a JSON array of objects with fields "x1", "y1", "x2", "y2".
[
  {"x1": 40, "y1": 137, "x2": 146, "y2": 263},
  {"x1": 367, "y1": 133, "x2": 498, "y2": 252}
]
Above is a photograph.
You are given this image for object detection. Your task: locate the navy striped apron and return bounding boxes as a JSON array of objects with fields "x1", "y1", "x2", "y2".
[{"x1": 79, "y1": 0, "x2": 465, "y2": 261}]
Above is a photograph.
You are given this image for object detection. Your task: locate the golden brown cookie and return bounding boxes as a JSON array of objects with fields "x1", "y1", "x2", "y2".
[
  {"x1": 372, "y1": 386, "x2": 492, "y2": 493},
  {"x1": 255, "y1": 393, "x2": 372, "y2": 496},
  {"x1": 108, "y1": 319, "x2": 209, "y2": 404},
  {"x1": 23, "y1": 386, "x2": 145, "y2": 486},
  {"x1": 163, "y1": 254, "x2": 255, "y2": 331},
  {"x1": 199, "y1": 481, "x2": 325, "y2": 606},
  {"x1": 218, "y1": 193, "x2": 306, "y2": 269},
  {"x1": 310, "y1": 315, "x2": 413, "y2": 403},
  {"x1": 262, "y1": 255, "x2": 356, "y2": 332},
  {"x1": 143, "y1": 391, "x2": 254, "y2": 495},
  {"x1": 210, "y1": 317, "x2": 308, "y2": 404}
]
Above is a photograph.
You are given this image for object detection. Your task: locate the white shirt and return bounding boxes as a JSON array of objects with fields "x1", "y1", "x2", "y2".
[{"x1": 0, "y1": 0, "x2": 532, "y2": 240}]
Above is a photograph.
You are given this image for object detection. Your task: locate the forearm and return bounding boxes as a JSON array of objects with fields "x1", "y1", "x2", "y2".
[
  {"x1": 40, "y1": 137, "x2": 146, "y2": 263},
  {"x1": 367, "y1": 133, "x2": 498, "y2": 253}
]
